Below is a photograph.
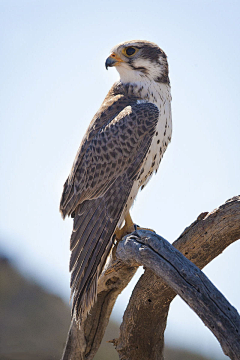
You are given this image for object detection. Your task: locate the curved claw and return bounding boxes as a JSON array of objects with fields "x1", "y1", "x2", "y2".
[{"x1": 134, "y1": 226, "x2": 156, "y2": 233}]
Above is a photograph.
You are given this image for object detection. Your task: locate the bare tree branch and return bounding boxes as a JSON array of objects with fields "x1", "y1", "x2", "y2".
[
  {"x1": 115, "y1": 230, "x2": 240, "y2": 359},
  {"x1": 61, "y1": 195, "x2": 240, "y2": 360},
  {"x1": 61, "y1": 258, "x2": 139, "y2": 360},
  {"x1": 116, "y1": 196, "x2": 240, "y2": 360}
]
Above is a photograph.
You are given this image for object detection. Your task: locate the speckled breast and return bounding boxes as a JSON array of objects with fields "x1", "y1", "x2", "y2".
[{"x1": 137, "y1": 94, "x2": 172, "y2": 189}]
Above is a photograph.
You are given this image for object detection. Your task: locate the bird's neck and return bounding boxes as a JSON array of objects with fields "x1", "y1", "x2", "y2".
[{"x1": 120, "y1": 79, "x2": 172, "y2": 108}]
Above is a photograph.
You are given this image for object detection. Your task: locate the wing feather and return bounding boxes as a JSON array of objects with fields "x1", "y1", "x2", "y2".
[
  {"x1": 60, "y1": 102, "x2": 159, "y2": 217},
  {"x1": 61, "y1": 100, "x2": 159, "y2": 321},
  {"x1": 70, "y1": 206, "x2": 107, "y2": 279},
  {"x1": 70, "y1": 201, "x2": 96, "y2": 250},
  {"x1": 72, "y1": 218, "x2": 115, "y2": 317}
]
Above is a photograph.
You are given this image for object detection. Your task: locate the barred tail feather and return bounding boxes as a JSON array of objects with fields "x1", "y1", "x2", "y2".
[{"x1": 70, "y1": 175, "x2": 133, "y2": 323}]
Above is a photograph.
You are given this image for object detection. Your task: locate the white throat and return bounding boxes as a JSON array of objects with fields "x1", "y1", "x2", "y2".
[
  {"x1": 117, "y1": 75, "x2": 172, "y2": 228},
  {"x1": 119, "y1": 75, "x2": 172, "y2": 111}
]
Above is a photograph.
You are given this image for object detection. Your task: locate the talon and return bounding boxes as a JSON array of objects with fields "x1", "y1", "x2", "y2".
[
  {"x1": 114, "y1": 211, "x2": 135, "y2": 240},
  {"x1": 114, "y1": 211, "x2": 155, "y2": 240},
  {"x1": 135, "y1": 226, "x2": 156, "y2": 233}
]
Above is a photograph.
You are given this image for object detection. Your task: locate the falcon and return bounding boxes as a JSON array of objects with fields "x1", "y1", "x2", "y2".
[{"x1": 60, "y1": 40, "x2": 172, "y2": 321}]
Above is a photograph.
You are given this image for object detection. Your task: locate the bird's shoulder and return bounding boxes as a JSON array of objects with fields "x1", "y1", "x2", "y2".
[
  {"x1": 69, "y1": 83, "x2": 158, "y2": 180},
  {"x1": 60, "y1": 83, "x2": 159, "y2": 217}
]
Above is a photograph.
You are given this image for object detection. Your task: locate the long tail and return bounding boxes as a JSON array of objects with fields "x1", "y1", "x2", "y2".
[{"x1": 69, "y1": 174, "x2": 133, "y2": 322}]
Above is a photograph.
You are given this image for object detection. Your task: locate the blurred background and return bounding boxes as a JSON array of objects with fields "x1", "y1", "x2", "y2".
[{"x1": 0, "y1": 0, "x2": 239, "y2": 359}]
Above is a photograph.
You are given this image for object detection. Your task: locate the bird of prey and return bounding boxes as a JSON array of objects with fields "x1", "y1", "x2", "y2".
[{"x1": 60, "y1": 40, "x2": 172, "y2": 322}]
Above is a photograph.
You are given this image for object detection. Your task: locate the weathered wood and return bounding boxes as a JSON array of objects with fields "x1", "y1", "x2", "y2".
[
  {"x1": 61, "y1": 196, "x2": 240, "y2": 360},
  {"x1": 116, "y1": 196, "x2": 240, "y2": 360},
  {"x1": 61, "y1": 257, "x2": 138, "y2": 360},
  {"x1": 116, "y1": 230, "x2": 240, "y2": 359}
]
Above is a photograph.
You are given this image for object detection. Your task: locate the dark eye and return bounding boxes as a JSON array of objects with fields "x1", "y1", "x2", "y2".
[
  {"x1": 126, "y1": 47, "x2": 136, "y2": 56},
  {"x1": 122, "y1": 46, "x2": 139, "y2": 58}
]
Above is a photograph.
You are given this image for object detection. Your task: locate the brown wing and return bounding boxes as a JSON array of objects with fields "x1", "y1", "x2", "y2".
[
  {"x1": 61, "y1": 102, "x2": 159, "y2": 321},
  {"x1": 60, "y1": 88, "x2": 139, "y2": 218}
]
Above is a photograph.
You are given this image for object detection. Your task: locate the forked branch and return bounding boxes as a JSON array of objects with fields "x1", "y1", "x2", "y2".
[
  {"x1": 61, "y1": 196, "x2": 240, "y2": 360},
  {"x1": 115, "y1": 230, "x2": 240, "y2": 359}
]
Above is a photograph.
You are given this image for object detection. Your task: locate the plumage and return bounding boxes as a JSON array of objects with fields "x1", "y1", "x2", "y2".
[{"x1": 60, "y1": 40, "x2": 172, "y2": 322}]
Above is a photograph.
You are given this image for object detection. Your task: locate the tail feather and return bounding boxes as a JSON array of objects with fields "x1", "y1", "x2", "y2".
[
  {"x1": 70, "y1": 175, "x2": 133, "y2": 322},
  {"x1": 76, "y1": 218, "x2": 113, "y2": 292},
  {"x1": 70, "y1": 215, "x2": 108, "y2": 289},
  {"x1": 70, "y1": 201, "x2": 101, "y2": 254},
  {"x1": 72, "y1": 218, "x2": 115, "y2": 319},
  {"x1": 80, "y1": 179, "x2": 133, "y2": 294}
]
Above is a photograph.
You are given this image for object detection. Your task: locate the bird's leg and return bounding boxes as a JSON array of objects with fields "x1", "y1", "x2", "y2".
[
  {"x1": 135, "y1": 225, "x2": 156, "y2": 232},
  {"x1": 133, "y1": 220, "x2": 156, "y2": 234},
  {"x1": 114, "y1": 211, "x2": 156, "y2": 241},
  {"x1": 115, "y1": 211, "x2": 135, "y2": 240}
]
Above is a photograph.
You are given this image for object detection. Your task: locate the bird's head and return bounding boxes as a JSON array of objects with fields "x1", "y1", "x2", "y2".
[{"x1": 105, "y1": 40, "x2": 169, "y2": 84}]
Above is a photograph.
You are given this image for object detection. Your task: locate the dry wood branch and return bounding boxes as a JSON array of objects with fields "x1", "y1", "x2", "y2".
[
  {"x1": 116, "y1": 230, "x2": 240, "y2": 359},
  {"x1": 61, "y1": 195, "x2": 240, "y2": 360},
  {"x1": 61, "y1": 258, "x2": 139, "y2": 360},
  {"x1": 116, "y1": 196, "x2": 240, "y2": 360}
]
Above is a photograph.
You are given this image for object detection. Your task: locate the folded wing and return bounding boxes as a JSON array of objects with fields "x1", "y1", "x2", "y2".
[{"x1": 60, "y1": 102, "x2": 159, "y2": 321}]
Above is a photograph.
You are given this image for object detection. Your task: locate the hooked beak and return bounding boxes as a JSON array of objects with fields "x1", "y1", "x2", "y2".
[{"x1": 105, "y1": 52, "x2": 124, "y2": 70}]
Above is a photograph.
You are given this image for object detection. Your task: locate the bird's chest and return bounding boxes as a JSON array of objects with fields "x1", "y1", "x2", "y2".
[
  {"x1": 118, "y1": 82, "x2": 172, "y2": 226},
  {"x1": 137, "y1": 87, "x2": 172, "y2": 189}
]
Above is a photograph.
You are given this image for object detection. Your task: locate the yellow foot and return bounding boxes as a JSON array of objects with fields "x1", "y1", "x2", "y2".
[
  {"x1": 115, "y1": 211, "x2": 135, "y2": 240},
  {"x1": 134, "y1": 226, "x2": 156, "y2": 233},
  {"x1": 114, "y1": 211, "x2": 156, "y2": 241}
]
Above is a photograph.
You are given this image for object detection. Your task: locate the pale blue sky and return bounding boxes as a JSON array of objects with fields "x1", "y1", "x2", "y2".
[{"x1": 1, "y1": 1, "x2": 240, "y2": 358}]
